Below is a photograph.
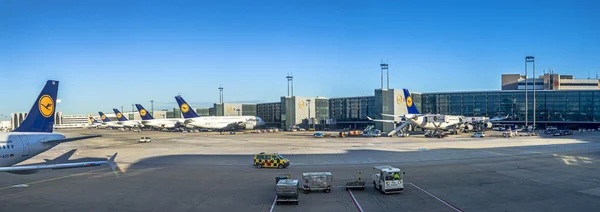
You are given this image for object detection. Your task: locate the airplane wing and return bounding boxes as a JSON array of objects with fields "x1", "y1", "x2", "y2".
[
  {"x1": 43, "y1": 135, "x2": 102, "y2": 145},
  {"x1": 381, "y1": 114, "x2": 397, "y2": 118},
  {"x1": 0, "y1": 153, "x2": 118, "y2": 174},
  {"x1": 367, "y1": 116, "x2": 397, "y2": 123}
]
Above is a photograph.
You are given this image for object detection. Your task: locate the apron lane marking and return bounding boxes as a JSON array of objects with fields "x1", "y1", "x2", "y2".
[
  {"x1": 347, "y1": 189, "x2": 364, "y2": 212},
  {"x1": 410, "y1": 182, "x2": 463, "y2": 212}
]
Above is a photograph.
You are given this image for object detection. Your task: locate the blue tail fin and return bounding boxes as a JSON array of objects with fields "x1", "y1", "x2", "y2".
[
  {"x1": 403, "y1": 89, "x2": 420, "y2": 114},
  {"x1": 174, "y1": 95, "x2": 199, "y2": 118},
  {"x1": 135, "y1": 104, "x2": 154, "y2": 120},
  {"x1": 112, "y1": 109, "x2": 129, "y2": 121},
  {"x1": 13, "y1": 80, "x2": 59, "y2": 133},
  {"x1": 98, "y1": 112, "x2": 112, "y2": 122},
  {"x1": 89, "y1": 117, "x2": 100, "y2": 124}
]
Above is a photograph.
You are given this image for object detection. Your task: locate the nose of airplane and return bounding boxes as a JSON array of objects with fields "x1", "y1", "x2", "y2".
[{"x1": 257, "y1": 117, "x2": 265, "y2": 125}]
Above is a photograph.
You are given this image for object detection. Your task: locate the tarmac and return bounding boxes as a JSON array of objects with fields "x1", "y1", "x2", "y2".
[{"x1": 2, "y1": 129, "x2": 600, "y2": 212}]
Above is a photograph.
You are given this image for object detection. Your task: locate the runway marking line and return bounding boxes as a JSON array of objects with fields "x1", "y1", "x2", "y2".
[
  {"x1": 409, "y1": 182, "x2": 463, "y2": 212},
  {"x1": 347, "y1": 189, "x2": 364, "y2": 212},
  {"x1": 269, "y1": 195, "x2": 276, "y2": 212},
  {"x1": 0, "y1": 168, "x2": 108, "y2": 191}
]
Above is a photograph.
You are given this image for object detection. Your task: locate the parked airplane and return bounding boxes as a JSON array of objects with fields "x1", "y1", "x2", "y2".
[
  {"x1": 174, "y1": 95, "x2": 265, "y2": 130},
  {"x1": 0, "y1": 80, "x2": 117, "y2": 174},
  {"x1": 112, "y1": 108, "x2": 142, "y2": 128},
  {"x1": 88, "y1": 117, "x2": 103, "y2": 128},
  {"x1": 98, "y1": 111, "x2": 124, "y2": 128},
  {"x1": 135, "y1": 104, "x2": 183, "y2": 130},
  {"x1": 368, "y1": 89, "x2": 466, "y2": 135}
]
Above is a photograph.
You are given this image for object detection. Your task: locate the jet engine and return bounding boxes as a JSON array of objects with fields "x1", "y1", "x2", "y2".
[
  {"x1": 484, "y1": 122, "x2": 493, "y2": 129},
  {"x1": 464, "y1": 124, "x2": 473, "y2": 131}
]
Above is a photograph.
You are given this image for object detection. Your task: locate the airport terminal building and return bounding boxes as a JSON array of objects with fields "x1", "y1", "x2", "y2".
[
  {"x1": 9, "y1": 73, "x2": 600, "y2": 131},
  {"x1": 254, "y1": 73, "x2": 600, "y2": 131}
]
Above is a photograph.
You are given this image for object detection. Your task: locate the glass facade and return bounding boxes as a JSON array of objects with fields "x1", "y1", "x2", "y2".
[
  {"x1": 195, "y1": 108, "x2": 210, "y2": 116},
  {"x1": 328, "y1": 96, "x2": 375, "y2": 122},
  {"x1": 242, "y1": 104, "x2": 257, "y2": 116},
  {"x1": 421, "y1": 90, "x2": 600, "y2": 122},
  {"x1": 315, "y1": 98, "x2": 329, "y2": 122},
  {"x1": 167, "y1": 108, "x2": 181, "y2": 118}
]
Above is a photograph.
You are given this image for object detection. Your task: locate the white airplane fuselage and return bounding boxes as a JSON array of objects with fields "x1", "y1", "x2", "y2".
[
  {"x1": 101, "y1": 122, "x2": 124, "y2": 128},
  {"x1": 116, "y1": 120, "x2": 141, "y2": 128},
  {"x1": 0, "y1": 132, "x2": 64, "y2": 167},
  {"x1": 404, "y1": 114, "x2": 464, "y2": 130},
  {"x1": 186, "y1": 116, "x2": 265, "y2": 129},
  {"x1": 142, "y1": 119, "x2": 184, "y2": 129}
]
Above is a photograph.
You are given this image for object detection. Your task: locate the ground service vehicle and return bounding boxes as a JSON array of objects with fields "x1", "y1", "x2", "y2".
[
  {"x1": 253, "y1": 152, "x2": 290, "y2": 169},
  {"x1": 345, "y1": 172, "x2": 365, "y2": 191},
  {"x1": 471, "y1": 132, "x2": 485, "y2": 138},
  {"x1": 276, "y1": 179, "x2": 299, "y2": 205},
  {"x1": 503, "y1": 131, "x2": 517, "y2": 137},
  {"x1": 372, "y1": 166, "x2": 404, "y2": 194},
  {"x1": 139, "y1": 137, "x2": 152, "y2": 143},
  {"x1": 301, "y1": 172, "x2": 333, "y2": 194}
]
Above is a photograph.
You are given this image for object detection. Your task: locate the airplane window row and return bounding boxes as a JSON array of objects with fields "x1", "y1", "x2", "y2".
[{"x1": 2, "y1": 145, "x2": 14, "y2": 149}]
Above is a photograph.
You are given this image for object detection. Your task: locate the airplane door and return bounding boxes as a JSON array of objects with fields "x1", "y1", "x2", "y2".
[{"x1": 18, "y1": 136, "x2": 30, "y2": 156}]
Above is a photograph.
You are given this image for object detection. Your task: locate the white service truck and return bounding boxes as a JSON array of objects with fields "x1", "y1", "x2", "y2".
[{"x1": 372, "y1": 165, "x2": 404, "y2": 194}]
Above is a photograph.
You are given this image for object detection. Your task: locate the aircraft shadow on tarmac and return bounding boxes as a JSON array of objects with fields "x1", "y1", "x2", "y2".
[{"x1": 30, "y1": 149, "x2": 112, "y2": 165}]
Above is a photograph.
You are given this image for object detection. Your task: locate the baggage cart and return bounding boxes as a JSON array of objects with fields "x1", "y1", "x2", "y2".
[
  {"x1": 276, "y1": 179, "x2": 299, "y2": 205},
  {"x1": 301, "y1": 172, "x2": 333, "y2": 194}
]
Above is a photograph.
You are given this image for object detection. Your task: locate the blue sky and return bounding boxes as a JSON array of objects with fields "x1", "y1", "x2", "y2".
[{"x1": 0, "y1": 0, "x2": 598, "y2": 117}]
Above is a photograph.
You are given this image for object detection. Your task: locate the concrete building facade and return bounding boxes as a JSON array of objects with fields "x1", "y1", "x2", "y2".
[
  {"x1": 213, "y1": 103, "x2": 256, "y2": 116},
  {"x1": 11, "y1": 113, "x2": 27, "y2": 130},
  {"x1": 60, "y1": 114, "x2": 89, "y2": 125},
  {"x1": 502, "y1": 73, "x2": 600, "y2": 91},
  {"x1": 281, "y1": 96, "x2": 318, "y2": 130}
]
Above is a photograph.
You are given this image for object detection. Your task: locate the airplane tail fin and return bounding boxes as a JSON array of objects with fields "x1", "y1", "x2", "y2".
[
  {"x1": 98, "y1": 112, "x2": 112, "y2": 122},
  {"x1": 402, "y1": 89, "x2": 420, "y2": 114},
  {"x1": 174, "y1": 95, "x2": 199, "y2": 118},
  {"x1": 13, "y1": 80, "x2": 59, "y2": 133},
  {"x1": 112, "y1": 109, "x2": 128, "y2": 121},
  {"x1": 89, "y1": 117, "x2": 100, "y2": 124},
  {"x1": 135, "y1": 104, "x2": 154, "y2": 120}
]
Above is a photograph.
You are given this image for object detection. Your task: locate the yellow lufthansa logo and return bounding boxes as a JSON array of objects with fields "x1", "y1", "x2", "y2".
[
  {"x1": 101, "y1": 115, "x2": 107, "y2": 120},
  {"x1": 298, "y1": 100, "x2": 305, "y2": 109},
  {"x1": 396, "y1": 95, "x2": 404, "y2": 105},
  {"x1": 181, "y1": 103, "x2": 190, "y2": 113},
  {"x1": 140, "y1": 109, "x2": 147, "y2": 116},
  {"x1": 117, "y1": 113, "x2": 123, "y2": 119},
  {"x1": 227, "y1": 106, "x2": 233, "y2": 112},
  {"x1": 406, "y1": 96, "x2": 413, "y2": 107},
  {"x1": 38, "y1": 95, "x2": 54, "y2": 118}
]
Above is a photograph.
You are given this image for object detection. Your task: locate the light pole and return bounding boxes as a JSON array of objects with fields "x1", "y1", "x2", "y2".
[
  {"x1": 150, "y1": 100, "x2": 154, "y2": 115},
  {"x1": 526, "y1": 56, "x2": 535, "y2": 131},
  {"x1": 306, "y1": 99, "x2": 312, "y2": 130}
]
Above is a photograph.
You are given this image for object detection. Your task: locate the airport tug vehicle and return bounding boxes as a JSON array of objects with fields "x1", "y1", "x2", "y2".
[{"x1": 372, "y1": 165, "x2": 405, "y2": 194}]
